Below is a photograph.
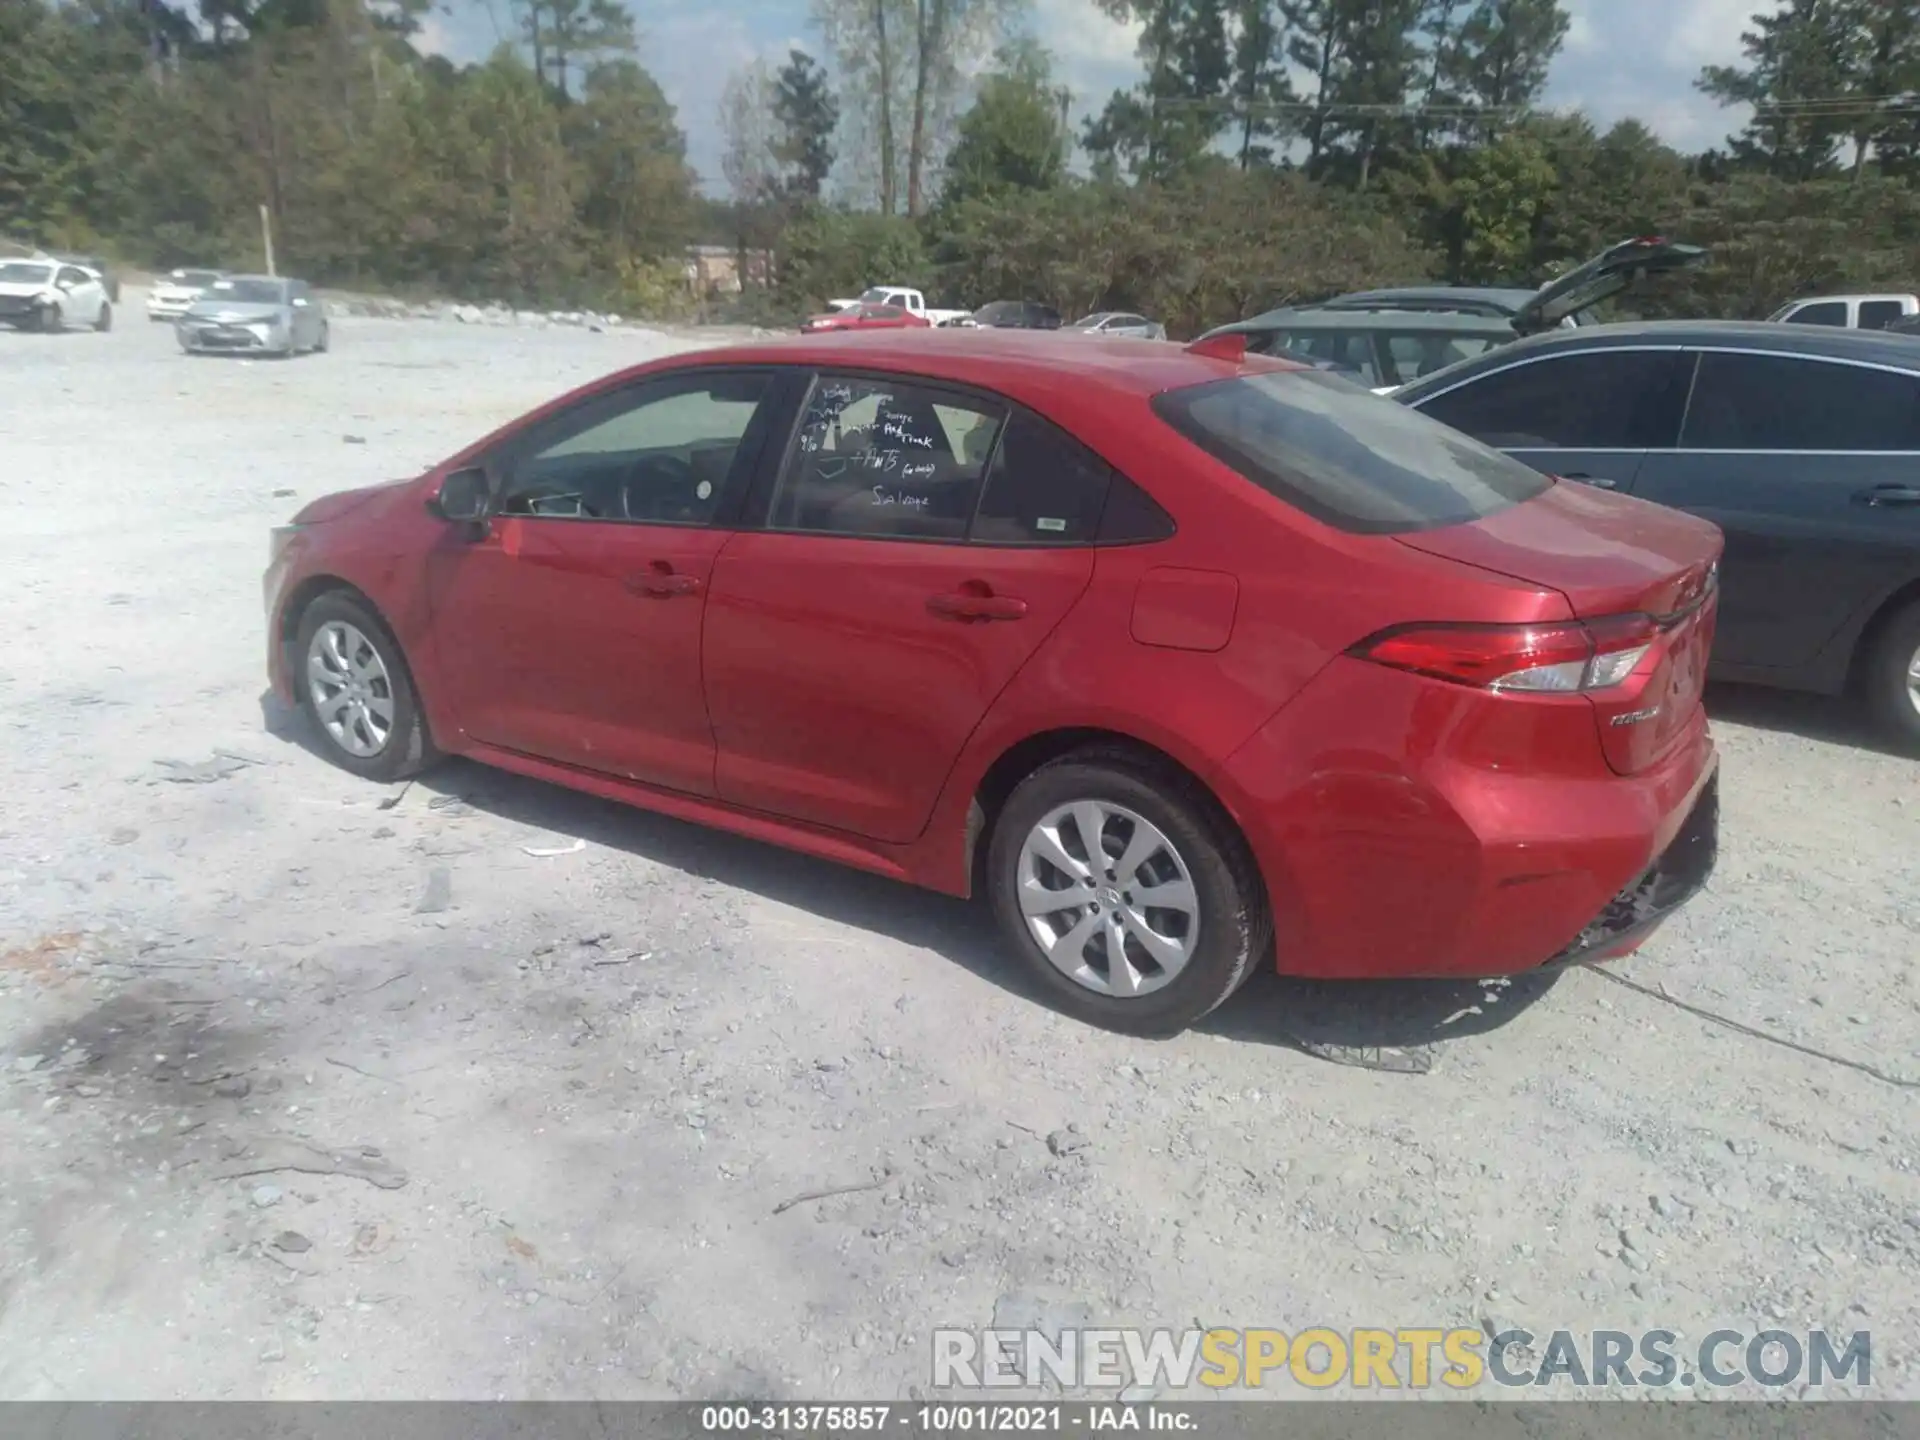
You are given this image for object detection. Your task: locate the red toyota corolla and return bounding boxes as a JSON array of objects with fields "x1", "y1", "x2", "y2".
[
  {"x1": 800, "y1": 303, "x2": 932, "y2": 334},
  {"x1": 264, "y1": 329, "x2": 1722, "y2": 1035}
]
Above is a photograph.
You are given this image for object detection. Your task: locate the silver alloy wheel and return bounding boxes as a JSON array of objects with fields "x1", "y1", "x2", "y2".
[
  {"x1": 306, "y1": 620, "x2": 396, "y2": 758},
  {"x1": 1015, "y1": 800, "x2": 1200, "y2": 998},
  {"x1": 1908, "y1": 641, "x2": 1920, "y2": 719}
]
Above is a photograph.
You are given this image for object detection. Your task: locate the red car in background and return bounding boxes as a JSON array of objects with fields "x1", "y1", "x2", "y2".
[
  {"x1": 264, "y1": 329, "x2": 1722, "y2": 1037},
  {"x1": 801, "y1": 302, "x2": 932, "y2": 334}
]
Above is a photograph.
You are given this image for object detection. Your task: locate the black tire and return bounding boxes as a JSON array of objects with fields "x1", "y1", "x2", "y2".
[
  {"x1": 292, "y1": 591, "x2": 439, "y2": 782},
  {"x1": 38, "y1": 303, "x2": 62, "y2": 334},
  {"x1": 95, "y1": 302, "x2": 112, "y2": 332},
  {"x1": 1863, "y1": 598, "x2": 1920, "y2": 752},
  {"x1": 315, "y1": 322, "x2": 329, "y2": 353},
  {"x1": 986, "y1": 746, "x2": 1271, "y2": 1037}
]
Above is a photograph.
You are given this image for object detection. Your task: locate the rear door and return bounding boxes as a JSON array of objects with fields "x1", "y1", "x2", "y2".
[
  {"x1": 702, "y1": 374, "x2": 1101, "y2": 843},
  {"x1": 1408, "y1": 347, "x2": 1695, "y2": 493},
  {"x1": 1627, "y1": 348, "x2": 1920, "y2": 674},
  {"x1": 424, "y1": 368, "x2": 791, "y2": 794}
]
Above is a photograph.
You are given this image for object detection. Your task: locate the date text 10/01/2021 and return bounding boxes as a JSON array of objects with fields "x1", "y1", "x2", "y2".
[{"x1": 698, "y1": 1405, "x2": 1195, "y2": 1434}]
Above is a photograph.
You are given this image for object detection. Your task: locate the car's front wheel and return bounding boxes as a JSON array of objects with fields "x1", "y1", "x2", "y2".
[
  {"x1": 294, "y1": 592, "x2": 439, "y2": 782},
  {"x1": 986, "y1": 747, "x2": 1270, "y2": 1036},
  {"x1": 1864, "y1": 598, "x2": 1920, "y2": 752}
]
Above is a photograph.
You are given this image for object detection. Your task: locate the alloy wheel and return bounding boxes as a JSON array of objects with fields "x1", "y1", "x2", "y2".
[
  {"x1": 1907, "y1": 640, "x2": 1920, "y2": 720},
  {"x1": 306, "y1": 620, "x2": 396, "y2": 757},
  {"x1": 1015, "y1": 800, "x2": 1200, "y2": 998}
]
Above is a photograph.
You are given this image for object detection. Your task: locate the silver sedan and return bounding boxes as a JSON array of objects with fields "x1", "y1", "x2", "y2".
[{"x1": 1067, "y1": 311, "x2": 1168, "y2": 340}]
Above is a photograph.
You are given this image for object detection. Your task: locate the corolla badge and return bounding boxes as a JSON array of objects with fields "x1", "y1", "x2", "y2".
[{"x1": 1611, "y1": 707, "x2": 1662, "y2": 727}]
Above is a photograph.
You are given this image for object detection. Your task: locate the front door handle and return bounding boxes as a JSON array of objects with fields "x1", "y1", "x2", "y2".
[
  {"x1": 627, "y1": 563, "x2": 704, "y2": 599},
  {"x1": 1560, "y1": 473, "x2": 1617, "y2": 489},
  {"x1": 1855, "y1": 484, "x2": 1920, "y2": 507},
  {"x1": 927, "y1": 590, "x2": 1028, "y2": 622}
]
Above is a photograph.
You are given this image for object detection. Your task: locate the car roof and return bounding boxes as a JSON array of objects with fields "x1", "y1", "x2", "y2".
[
  {"x1": 620, "y1": 329, "x2": 1300, "y2": 407},
  {"x1": 1326, "y1": 285, "x2": 1539, "y2": 312},
  {"x1": 1217, "y1": 307, "x2": 1517, "y2": 337}
]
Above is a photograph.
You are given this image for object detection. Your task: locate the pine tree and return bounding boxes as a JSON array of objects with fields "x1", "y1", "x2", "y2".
[{"x1": 772, "y1": 48, "x2": 839, "y2": 200}]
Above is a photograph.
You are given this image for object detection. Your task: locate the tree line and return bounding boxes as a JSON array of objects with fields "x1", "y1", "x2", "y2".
[{"x1": 8, "y1": 0, "x2": 1920, "y2": 331}]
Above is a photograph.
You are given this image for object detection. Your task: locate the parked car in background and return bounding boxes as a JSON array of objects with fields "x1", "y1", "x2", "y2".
[
  {"x1": 1316, "y1": 283, "x2": 1599, "y2": 327},
  {"x1": 1201, "y1": 236, "x2": 1708, "y2": 391},
  {"x1": 1196, "y1": 308, "x2": 1514, "y2": 392},
  {"x1": 1769, "y1": 293, "x2": 1920, "y2": 330},
  {"x1": 147, "y1": 267, "x2": 227, "y2": 321},
  {"x1": 266, "y1": 328, "x2": 1722, "y2": 1035},
  {"x1": 1395, "y1": 320, "x2": 1920, "y2": 748},
  {"x1": 800, "y1": 302, "x2": 932, "y2": 334},
  {"x1": 950, "y1": 300, "x2": 1063, "y2": 330},
  {"x1": 49, "y1": 253, "x2": 120, "y2": 303},
  {"x1": 0, "y1": 257, "x2": 113, "y2": 332},
  {"x1": 823, "y1": 286, "x2": 968, "y2": 326},
  {"x1": 1068, "y1": 312, "x2": 1168, "y2": 340},
  {"x1": 178, "y1": 275, "x2": 329, "y2": 357}
]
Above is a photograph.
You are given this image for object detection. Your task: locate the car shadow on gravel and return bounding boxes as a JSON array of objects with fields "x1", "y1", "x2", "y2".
[
  {"x1": 262, "y1": 694, "x2": 1559, "y2": 1068},
  {"x1": 1705, "y1": 681, "x2": 1911, "y2": 757}
]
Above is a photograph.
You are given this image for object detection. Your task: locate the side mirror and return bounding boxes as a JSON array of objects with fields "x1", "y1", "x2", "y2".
[{"x1": 428, "y1": 466, "x2": 490, "y2": 529}]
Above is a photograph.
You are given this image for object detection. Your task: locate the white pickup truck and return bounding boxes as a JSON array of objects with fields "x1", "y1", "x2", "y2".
[
  {"x1": 825, "y1": 286, "x2": 968, "y2": 326},
  {"x1": 1769, "y1": 292, "x2": 1920, "y2": 329}
]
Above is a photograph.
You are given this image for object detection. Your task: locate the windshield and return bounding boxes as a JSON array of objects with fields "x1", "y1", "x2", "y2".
[
  {"x1": 858, "y1": 287, "x2": 899, "y2": 304},
  {"x1": 204, "y1": 279, "x2": 285, "y2": 304},
  {"x1": 0, "y1": 262, "x2": 54, "y2": 285},
  {"x1": 1152, "y1": 367, "x2": 1552, "y2": 534},
  {"x1": 1069, "y1": 314, "x2": 1110, "y2": 329},
  {"x1": 175, "y1": 270, "x2": 222, "y2": 286}
]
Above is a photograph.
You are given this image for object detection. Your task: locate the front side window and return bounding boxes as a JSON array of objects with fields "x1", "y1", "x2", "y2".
[
  {"x1": 499, "y1": 372, "x2": 772, "y2": 522},
  {"x1": 1785, "y1": 300, "x2": 1847, "y2": 326},
  {"x1": 57, "y1": 267, "x2": 89, "y2": 288},
  {"x1": 770, "y1": 376, "x2": 1005, "y2": 540},
  {"x1": 1154, "y1": 367, "x2": 1552, "y2": 534},
  {"x1": 1680, "y1": 352, "x2": 1920, "y2": 451},
  {"x1": 1415, "y1": 350, "x2": 1694, "y2": 449}
]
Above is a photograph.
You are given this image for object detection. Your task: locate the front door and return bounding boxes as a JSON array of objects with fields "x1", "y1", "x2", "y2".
[
  {"x1": 1410, "y1": 347, "x2": 1696, "y2": 495},
  {"x1": 1627, "y1": 348, "x2": 1920, "y2": 673},
  {"x1": 702, "y1": 376, "x2": 1105, "y2": 843},
  {"x1": 425, "y1": 369, "x2": 785, "y2": 795}
]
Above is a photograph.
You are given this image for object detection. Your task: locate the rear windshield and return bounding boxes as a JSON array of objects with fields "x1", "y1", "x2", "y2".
[{"x1": 1152, "y1": 367, "x2": 1553, "y2": 534}]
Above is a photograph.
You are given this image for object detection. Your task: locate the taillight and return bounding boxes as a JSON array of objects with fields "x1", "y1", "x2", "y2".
[{"x1": 1351, "y1": 614, "x2": 1658, "y2": 693}]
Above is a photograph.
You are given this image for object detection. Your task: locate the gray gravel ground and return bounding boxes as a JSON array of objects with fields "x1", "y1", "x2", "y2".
[{"x1": 1, "y1": 295, "x2": 1917, "y2": 1402}]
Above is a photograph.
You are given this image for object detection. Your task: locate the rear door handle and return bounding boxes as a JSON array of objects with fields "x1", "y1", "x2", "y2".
[
  {"x1": 1855, "y1": 484, "x2": 1920, "y2": 507},
  {"x1": 927, "y1": 591, "x2": 1028, "y2": 622},
  {"x1": 627, "y1": 564, "x2": 704, "y2": 599}
]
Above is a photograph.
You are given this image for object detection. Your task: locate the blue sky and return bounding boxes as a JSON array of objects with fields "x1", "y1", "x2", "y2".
[{"x1": 418, "y1": 0, "x2": 1763, "y2": 195}]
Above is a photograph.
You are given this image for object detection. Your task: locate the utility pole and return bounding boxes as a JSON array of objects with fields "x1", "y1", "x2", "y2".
[{"x1": 260, "y1": 205, "x2": 276, "y2": 276}]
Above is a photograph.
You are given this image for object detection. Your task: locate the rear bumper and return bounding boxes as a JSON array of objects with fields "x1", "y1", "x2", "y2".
[
  {"x1": 1534, "y1": 765, "x2": 1718, "y2": 970},
  {"x1": 1217, "y1": 655, "x2": 1720, "y2": 980}
]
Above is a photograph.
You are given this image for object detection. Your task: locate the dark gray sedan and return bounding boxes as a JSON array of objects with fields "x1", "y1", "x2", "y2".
[
  {"x1": 178, "y1": 275, "x2": 329, "y2": 357},
  {"x1": 1394, "y1": 320, "x2": 1920, "y2": 748}
]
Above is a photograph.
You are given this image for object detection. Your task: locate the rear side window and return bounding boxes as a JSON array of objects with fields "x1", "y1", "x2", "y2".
[
  {"x1": 1860, "y1": 300, "x2": 1906, "y2": 330},
  {"x1": 971, "y1": 410, "x2": 1112, "y2": 545},
  {"x1": 1255, "y1": 330, "x2": 1383, "y2": 387},
  {"x1": 1785, "y1": 300, "x2": 1847, "y2": 326},
  {"x1": 1153, "y1": 368, "x2": 1551, "y2": 534},
  {"x1": 1680, "y1": 352, "x2": 1920, "y2": 451},
  {"x1": 1416, "y1": 350, "x2": 1693, "y2": 449},
  {"x1": 771, "y1": 376, "x2": 1005, "y2": 540}
]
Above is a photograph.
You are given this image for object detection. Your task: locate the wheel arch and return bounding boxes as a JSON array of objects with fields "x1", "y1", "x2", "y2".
[
  {"x1": 279, "y1": 575, "x2": 437, "y2": 746},
  {"x1": 962, "y1": 726, "x2": 1266, "y2": 911},
  {"x1": 1848, "y1": 574, "x2": 1920, "y2": 688}
]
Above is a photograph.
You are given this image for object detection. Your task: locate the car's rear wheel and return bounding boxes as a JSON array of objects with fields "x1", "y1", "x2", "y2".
[
  {"x1": 315, "y1": 322, "x2": 330, "y2": 353},
  {"x1": 986, "y1": 748, "x2": 1270, "y2": 1036},
  {"x1": 95, "y1": 303, "x2": 112, "y2": 332},
  {"x1": 1864, "y1": 598, "x2": 1920, "y2": 752},
  {"x1": 294, "y1": 592, "x2": 438, "y2": 782}
]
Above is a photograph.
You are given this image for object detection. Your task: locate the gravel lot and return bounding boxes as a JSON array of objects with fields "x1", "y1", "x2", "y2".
[{"x1": 1, "y1": 295, "x2": 1917, "y2": 1402}]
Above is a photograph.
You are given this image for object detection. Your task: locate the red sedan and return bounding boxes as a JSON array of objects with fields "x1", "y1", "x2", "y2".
[
  {"x1": 265, "y1": 330, "x2": 1722, "y2": 1035},
  {"x1": 800, "y1": 302, "x2": 931, "y2": 334}
]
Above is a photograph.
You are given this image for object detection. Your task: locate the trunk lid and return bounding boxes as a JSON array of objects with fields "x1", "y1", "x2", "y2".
[
  {"x1": 1396, "y1": 480, "x2": 1724, "y2": 775},
  {"x1": 1510, "y1": 236, "x2": 1708, "y2": 336}
]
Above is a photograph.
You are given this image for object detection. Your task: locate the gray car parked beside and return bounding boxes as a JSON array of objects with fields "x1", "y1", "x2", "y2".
[
  {"x1": 178, "y1": 275, "x2": 329, "y2": 357},
  {"x1": 1067, "y1": 311, "x2": 1168, "y2": 340}
]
